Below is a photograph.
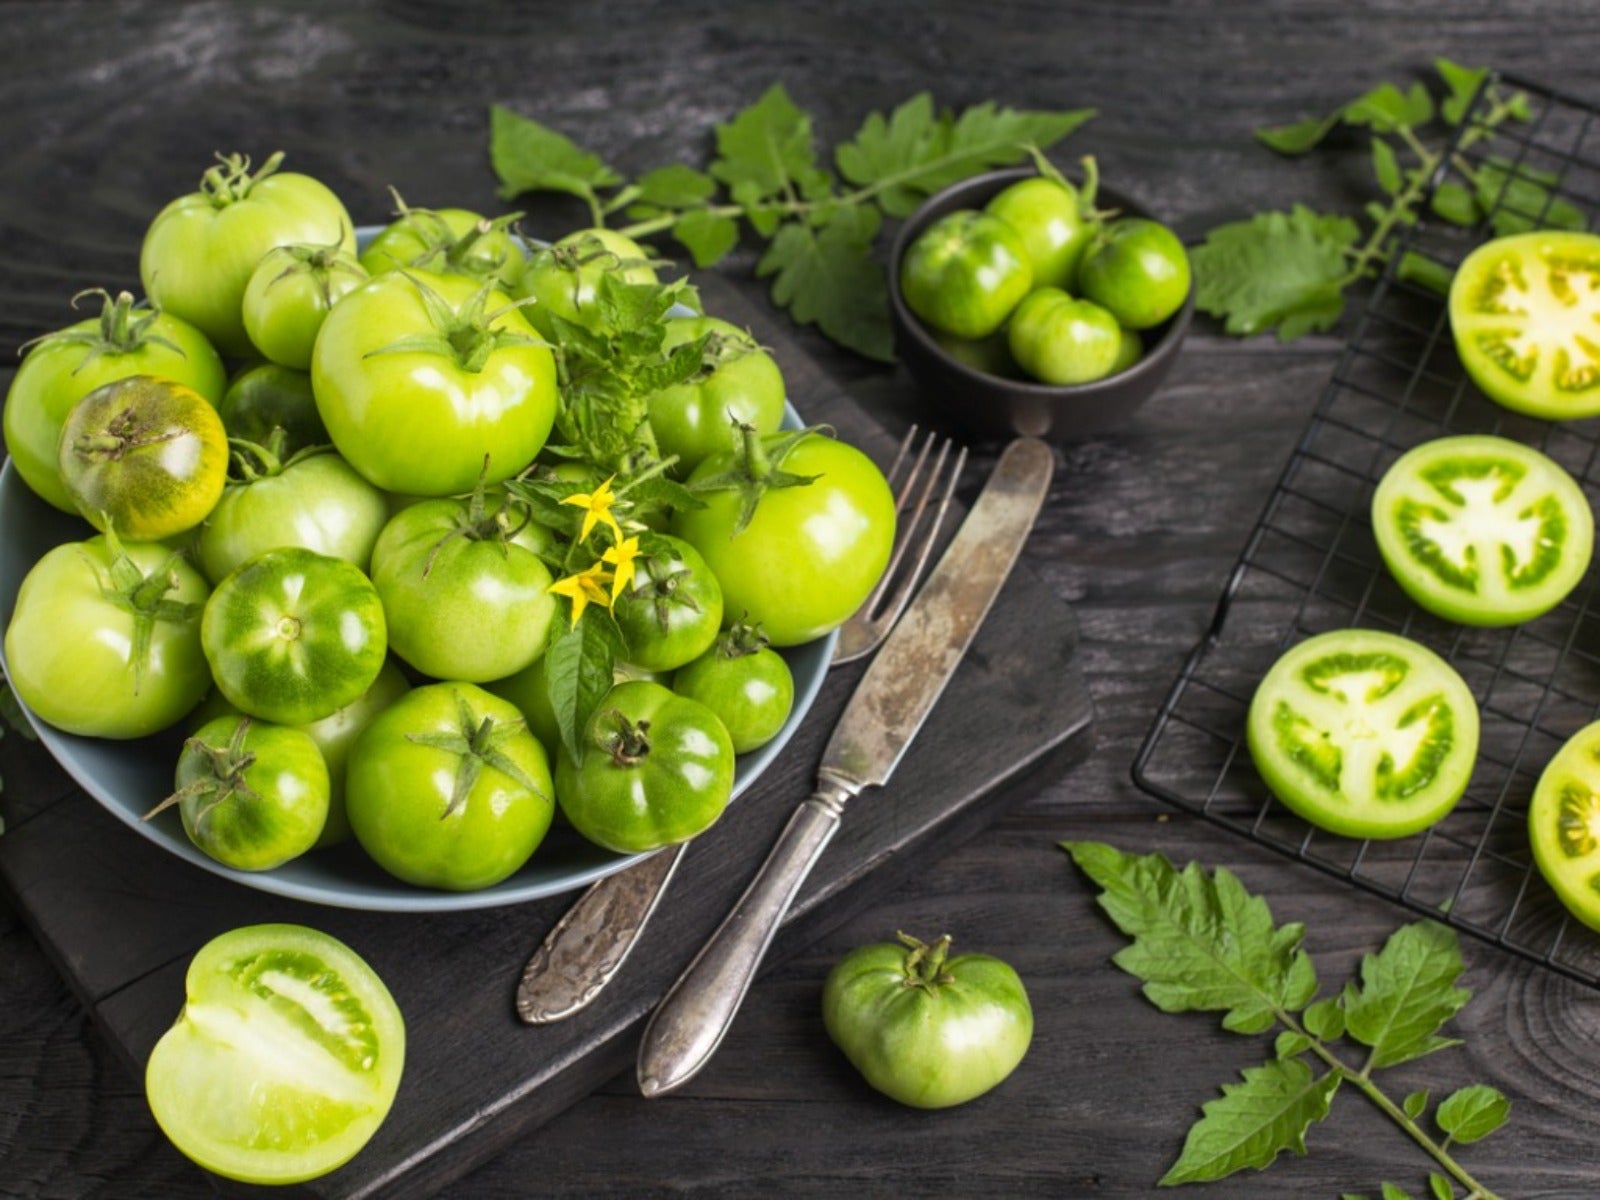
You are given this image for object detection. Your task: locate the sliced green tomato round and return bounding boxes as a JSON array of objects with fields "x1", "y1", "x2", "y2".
[
  {"x1": 1371, "y1": 435, "x2": 1593, "y2": 626},
  {"x1": 1246, "y1": 629, "x2": 1479, "y2": 839},
  {"x1": 1530, "y1": 721, "x2": 1600, "y2": 933},
  {"x1": 1450, "y1": 231, "x2": 1600, "y2": 419},
  {"x1": 145, "y1": 924, "x2": 405, "y2": 1185}
]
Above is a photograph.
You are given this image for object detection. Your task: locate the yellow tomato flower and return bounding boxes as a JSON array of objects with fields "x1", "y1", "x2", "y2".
[
  {"x1": 548, "y1": 562, "x2": 613, "y2": 627},
  {"x1": 562, "y1": 475, "x2": 623, "y2": 543},
  {"x1": 602, "y1": 536, "x2": 642, "y2": 603}
]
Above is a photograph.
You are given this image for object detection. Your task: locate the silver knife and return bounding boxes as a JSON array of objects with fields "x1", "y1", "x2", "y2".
[{"x1": 634, "y1": 436, "x2": 1054, "y2": 1098}]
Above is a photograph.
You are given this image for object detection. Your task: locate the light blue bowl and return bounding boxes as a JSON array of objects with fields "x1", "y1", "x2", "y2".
[{"x1": 0, "y1": 241, "x2": 832, "y2": 911}]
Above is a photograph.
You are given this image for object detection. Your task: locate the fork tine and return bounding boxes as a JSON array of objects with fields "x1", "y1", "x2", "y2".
[
  {"x1": 869, "y1": 439, "x2": 965, "y2": 625},
  {"x1": 856, "y1": 427, "x2": 938, "y2": 615}
]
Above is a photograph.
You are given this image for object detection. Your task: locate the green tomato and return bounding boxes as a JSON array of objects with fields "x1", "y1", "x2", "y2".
[
  {"x1": 4, "y1": 535, "x2": 210, "y2": 739},
  {"x1": 1529, "y1": 720, "x2": 1600, "y2": 933},
  {"x1": 614, "y1": 534, "x2": 725, "y2": 673},
  {"x1": 1246, "y1": 629, "x2": 1479, "y2": 840},
  {"x1": 899, "y1": 210, "x2": 1033, "y2": 340},
  {"x1": 647, "y1": 317, "x2": 787, "y2": 474},
  {"x1": 1449, "y1": 230, "x2": 1600, "y2": 419},
  {"x1": 932, "y1": 327, "x2": 1022, "y2": 379},
  {"x1": 1076, "y1": 217, "x2": 1192, "y2": 331},
  {"x1": 140, "y1": 151, "x2": 356, "y2": 357},
  {"x1": 554, "y1": 680, "x2": 734, "y2": 853},
  {"x1": 217, "y1": 362, "x2": 329, "y2": 456},
  {"x1": 242, "y1": 242, "x2": 369, "y2": 369},
  {"x1": 3, "y1": 289, "x2": 225, "y2": 513},
  {"x1": 822, "y1": 932, "x2": 1033, "y2": 1109},
  {"x1": 345, "y1": 682, "x2": 555, "y2": 890},
  {"x1": 1006, "y1": 288, "x2": 1123, "y2": 385},
  {"x1": 672, "y1": 431, "x2": 896, "y2": 647},
  {"x1": 144, "y1": 924, "x2": 405, "y2": 1184},
  {"x1": 983, "y1": 175, "x2": 1090, "y2": 289},
  {"x1": 516, "y1": 227, "x2": 658, "y2": 339},
  {"x1": 671, "y1": 623, "x2": 794, "y2": 754},
  {"x1": 201, "y1": 547, "x2": 387, "y2": 726},
  {"x1": 310, "y1": 269, "x2": 557, "y2": 496},
  {"x1": 359, "y1": 204, "x2": 526, "y2": 289},
  {"x1": 369, "y1": 492, "x2": 557, "y2": 682},
  {"x1": 1110, "y1": 327, "x2": 1143, "y2": 375},
  {"x1": 485, "y1": 653, "x2": 561, "y2": 756},
  {"x1": 1371, "y1": 435, "x2": 1593, "y2": 626},
  {"x1": 196, "y1": 449, "x2": 390, "y2": 585},
  {"x1": 57, "y1": 374, "x2": 229, "y2": 541},
  {"x1": 157, "y1": 715, "x2": 329, "y2": 870}
]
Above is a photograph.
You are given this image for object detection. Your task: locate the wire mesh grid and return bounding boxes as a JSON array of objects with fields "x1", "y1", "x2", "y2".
[{"x1": 1132, "y1": 71, "x2": 1600, "y2": 988}]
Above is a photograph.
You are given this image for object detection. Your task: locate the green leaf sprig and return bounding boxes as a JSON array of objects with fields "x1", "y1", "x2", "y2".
[
  {"x1": 489, "y1": 87, "x2": 1094, "y2": 360},
  {"x1": 1192, "y1": 58, "x2": 1580, "y2": 340},
  {"x1": 1063, "y1": 841, "x2": 1510, "y2": 1199}
]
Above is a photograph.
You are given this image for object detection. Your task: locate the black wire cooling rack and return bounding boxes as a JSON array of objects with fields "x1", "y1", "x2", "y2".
[{"x1": 1132, "y1": 71, "x2": 1600, "y2": 989}]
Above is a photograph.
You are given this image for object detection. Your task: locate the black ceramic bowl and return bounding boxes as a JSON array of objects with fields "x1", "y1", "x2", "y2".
[{"x1": 889, "y1": 166, "x2": 1194, "y2": 442}]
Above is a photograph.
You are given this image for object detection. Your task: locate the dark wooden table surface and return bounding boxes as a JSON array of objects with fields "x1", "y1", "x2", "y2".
[{"x1": 6, "y1": 2, "x2": 1600, "y2": 1197}]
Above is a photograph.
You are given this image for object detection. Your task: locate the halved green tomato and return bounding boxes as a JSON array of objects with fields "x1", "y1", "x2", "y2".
[
  {"x1": 1246, "y1": 629, "x2": 1479, "y2": 839},
  {"x1": 1530, "y1": 721, "x2": 1600, "y2": 933},
  {"x1": 145, "y1": 924, "x2": 405, "y2": 1184},
  {"x1": 1372, "y1": 435, "x2": 1593, "y2": 627},
  {"x1": 1449, "y1": 230, "x2": 1600, "y2": 419}
]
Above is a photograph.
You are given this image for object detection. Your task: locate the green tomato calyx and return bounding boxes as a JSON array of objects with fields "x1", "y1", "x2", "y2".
[
  {"x1": 895, "y1": 931, "x2": 957, "y2": 993},
  {"x1": 688, "y1": 423, "x2": 826, "y2": 535},
  {"x1": 263, "y1": 237, "x2": 367, "y2": 308},
  {"x1": 715, "y1": 618, "x2": 770, "y2": 660},
  {"x1": 96, "y1": 526, "x2": 204, "y2": 696},
  {"x1": 403, "y1": 693, "x2": 547, "y2": 818},
  {"x1": 199, "y1": 150, "x2": 287, "y2": 208},
  {"x1": 381, "y1": 189, "x2": 525, "y2": 283},
  {"x1": 19, "y1": 288, "x2": 187, "y2": 364},
  {"x1": 366, "y1": 272, "x2": 542, "y2": 374},
  {"x1": 143, "y1": 716, "x2": 262, "y2": 830},
  {"x1": 629, "y1": 550, "x2": 703, "y2": 633},
  {"x1": 594, "y1": 708, "x2": 652, "y2": 768}
]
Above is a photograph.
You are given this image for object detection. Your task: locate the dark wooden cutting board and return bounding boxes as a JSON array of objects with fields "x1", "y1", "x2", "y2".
[{"x1": 0, "y1": 273, "x2": 1093, "y2": 1200}]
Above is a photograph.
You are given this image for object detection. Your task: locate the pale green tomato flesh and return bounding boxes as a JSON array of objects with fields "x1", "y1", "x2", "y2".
[{"x1": 1530, "y1": 722, "x2": 1600, "y2": 932}]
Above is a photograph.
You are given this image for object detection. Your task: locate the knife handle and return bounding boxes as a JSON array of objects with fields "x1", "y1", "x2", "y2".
[
  {"x1": 636, "y1": 778, "x2": 851, "y2": 1098},
  {"x1": 516, "y1": 844, "x2": 686, "y2": 1024}
]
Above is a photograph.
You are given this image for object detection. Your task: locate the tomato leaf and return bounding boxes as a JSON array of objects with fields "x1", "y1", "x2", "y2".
[
  {"x1": 489, "y1": 104, "x2": 623, "y2": 204},
  {"x1": 1160, "y1": 1057, "x2": 1341, "y2": 1184},
  {"x1": 1435, "y1": 58, "x2": 1489, "y2": 126},
  {"x1": 1339, "y1": 921, "x2": 1469, "y2": 1070},
  {"x1": 634, "y1": 164, "x2": 717, "y2": 209},
  {"x1": 1429, "y1": 1172, "x2": 1455, "y2": 1200},
  {"x1": 711, "y1": 83, "x2": 833, "y2": 212},
  {"x1": 672, "y1": 211, "x2": 740, "y2": 268},
  {"x1": 1343, "y1": 82, "x2": 1435, "y2": 133},
  {"x1": 1256, "y1": 110, "x2": 1345, "y2": 156},
  {"x1": 1062, "y1": 841, "x2": 1319, "y2": 1034},
  {"x1": 544, "y1": 609, "x2": 625, "y2": 761},
  {"x1": 1302, "y1": 997, "x2": 1345, "y2": 1040},
  {"x1": 1404, "y1": 1088, "x2": 1431, "y2": 1120},
  {"x1": 1381, "y1": 1184, "x2": 1417, "y2": 1200},
  {"x1": 1371, "y1": 137, "x2": 1402, "y2": 196},
  {"x1": 1191, "y1": 205, "x2": 1360, "y2": 339},
  {"x1": 1474, "y1": 156, "x2": 1590, "y2": 236},
  {"x1": 757, "y1": 205, "x2": 891, "y2": 361},
  {"x1": 1434, "y1": 1084, "x2": 1509, "y2": 1145}
]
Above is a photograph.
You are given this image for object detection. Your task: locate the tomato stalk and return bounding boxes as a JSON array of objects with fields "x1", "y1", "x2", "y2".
[
  {"x1": 97, "y1": 527, "x2": 204, "y2": 696},
  {"x1": 402, "y1": 694, "x2": 545, "y2": 818},
  {"x1": 17, "y1": 288, "x2": 187, "y2": 364},
  {"x1": 199, "y1": 150, "x2": 286, "y2": 208},
  {"x1": 896, "y1": 931, "x2": 957, "y2": 992},
  {"x1": 686, "y1": 422, "x2": 823, "y2": 534},
  {"x1": 142, "y1": 717, "x2": 262, "y2": 830},
  {"x1": 366, "y1": 273, "x2": 542, "y2": 374},
  {"x1": 596, "y1": 709, "x2": 653, "y2": 768}
]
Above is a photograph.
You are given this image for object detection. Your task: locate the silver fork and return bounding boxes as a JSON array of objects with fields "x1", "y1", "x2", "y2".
[{"x1": 516, "y1": 426, "x2": 966, "y2": 1024}]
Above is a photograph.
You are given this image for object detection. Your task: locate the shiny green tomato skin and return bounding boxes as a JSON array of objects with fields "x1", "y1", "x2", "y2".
[
  {"x1": 517, "y1": 227, "x2": 658, "y2": 339},
  {"x1": 144, "y1": 924, "x2": 405, "y2": 1185},
  {"x1": 822, "y1": 935, "x2": 1033, "y2": 1109},
  {"x1": 1111, "y1": 327, "x2": 1143, "y2": 375},
  {"x1": 3, "y1": 306, "x2": 224, "y2": 513},
  {"x1": 672, "y1": 433, "x2": 896, "y2": 647},
  {"x1": 242, "y1": 246, "x2": 369, "y2": 369},
  {"x1": 3, "y1": 536, "x2": 211, "y2": 739},
  {"x1": 359, "y1": 206, "x2": 525, "y2": 289},
  {"x1": 201, "y1": 547, "x2": 388, "y2": 726},
  {"x1": 672, "y1": 641, "x2": 794, "y2": 754},
  {"x1": 310, "y1": 269, "x2": 557, "y2": 496},
  {"x1": 345, "y1": 682, "x2": 555, "y2": 890},
  {"x1": 485, "y1": 653, "x2": 562, "y2": 755},
  {"x1": 647, "y1": 317, "x2": 787, "y2": 475},
  {"x1": 614, "y1": 535, "x2": 725, "y2": 673},
  {"x1": 1529, "y1": 719, "x2": 1600, "y2": 932},
  {"x1": 174, "y1": 716, "x2": 330, "y2": 870},
  {"x1": 555, "y1": 680, "x2": 734, "y2": 853},
  {"x1": 932, "y1": 328, "x2": 1022, "y2": 379},
  {"x1": 57, "y1": 375, "x2": 229, "y2": 541},
  {"x1": 899, "y1": 210, "x2": 1033, "y2": 340},
  {"x1": 196, "y1": 452, "x2": 390, "y2": 585},
  {"x1": 1246, "y1": 629, "x2": 1479, "y2": 840},
  {"x1": 140, "y1": 165, "x2": 355, "y2": 357},
  {"x1": 1449, "y1": 230, "x2": 1600, "y2": 419},
  {"x1": 1370, "y1": 435, "x2": 1593, "y2": 626},
  {"x1": 983, "y1": 176, "x2": 1089, "y2": 289},
  {"x1": 1006, "y1": 288, "x2": 1123, "y2": 385},
  {"x1": 217, "y1": 363, "x2": 328, "y2": 455},
  {"x1": 1076, "y1": 217, "x2": 1192, "y2": 330},
  {"x1": 369, "y1": 496, "x2": 557, "y2": 682}
]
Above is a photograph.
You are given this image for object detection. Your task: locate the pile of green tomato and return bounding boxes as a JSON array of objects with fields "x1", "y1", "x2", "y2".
[
  {"x1": 899, "y1": 163, "x2": 1191, "y2": 386},
  {"x1": 1, "y1": 150, "x2": 897, "y2": 893}
]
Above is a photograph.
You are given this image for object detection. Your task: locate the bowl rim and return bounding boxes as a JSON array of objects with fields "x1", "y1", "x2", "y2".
[{"x1": 887, "y1": 164, "x2": 1196, "y2": 402}]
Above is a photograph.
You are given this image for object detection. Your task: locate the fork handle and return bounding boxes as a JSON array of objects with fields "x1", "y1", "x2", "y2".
[
  {"x1": 636, "y1": 779, "x2": 851, "y2": 1097},
  {"x1": 516, "y1": 844, "x2": 686, "y2": 1024}
]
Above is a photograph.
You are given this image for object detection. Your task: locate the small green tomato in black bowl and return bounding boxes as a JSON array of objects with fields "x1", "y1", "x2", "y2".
[{"x1": 890, "y1": 164, "x2": 1192, "y2": 442}]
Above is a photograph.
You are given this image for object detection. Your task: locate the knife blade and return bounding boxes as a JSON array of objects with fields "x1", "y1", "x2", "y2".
[{"x1": 634, "y1": 436, "x2": 1054, "y2": 1098}]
